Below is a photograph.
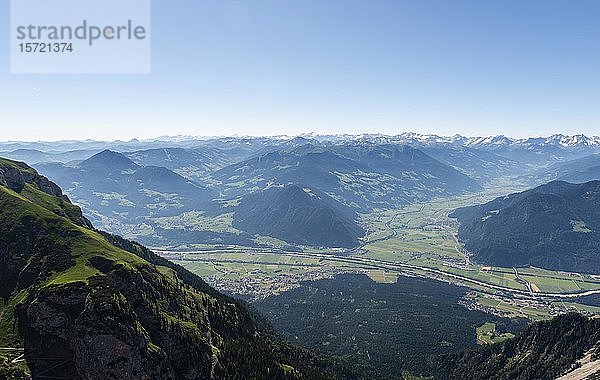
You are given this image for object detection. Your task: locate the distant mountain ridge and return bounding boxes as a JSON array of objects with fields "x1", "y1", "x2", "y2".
[
  {"x1": 79, "y1": 149, "x2": 140, "y2": 172},
  {"x1": 316, "y1": 132, "x2": 600, "y2": 149},
  {"x1": 535, "y1": 153, "x2": 600, "y2": 184},
  {"x1": 325, "y1": 133, "x2": 600, "y2": 165},
  {"x1": 124, "y1": 146, "x2": 268, "y2": 181},
  {"x1": 3, "y1": 133, "x2": 599, "y2": 156},
  {"x1": 34, "y1": 150, "x2": 216, "y2": 238},
  {"x1": 0, "y1": 148, "x2": 101, "y2": 164},
  {"x1": 214, "y1": 143, "x2": 480, "y2": 210},
  {"x1": 3, "y1": 133, "x2": 599, "y2": 173}
]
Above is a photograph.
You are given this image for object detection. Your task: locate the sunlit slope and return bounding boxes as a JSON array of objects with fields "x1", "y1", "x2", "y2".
[{"x1": 0, "y1": 157, "x2": 339, "y2": 380}]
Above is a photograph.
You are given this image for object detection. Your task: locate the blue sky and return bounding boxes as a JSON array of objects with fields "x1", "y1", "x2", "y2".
[{"x1": 1, "y1": 0, "x2": 599, "y2": 140}]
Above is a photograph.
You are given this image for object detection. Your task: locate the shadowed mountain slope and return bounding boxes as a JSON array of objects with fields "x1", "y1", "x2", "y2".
[
  {"x1": 451, "y1": 180, "x2": 600, "y2": 273},
  {"x1": 233, "y1": 185, "x2": 365, "y2": 248},
  {"x1": 432, "y1": 313, "x2": 600, "y2": 380}
]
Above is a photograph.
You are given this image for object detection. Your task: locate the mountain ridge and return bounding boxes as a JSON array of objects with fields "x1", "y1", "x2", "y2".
[
  {"x1": 451, "y1": 180, "x2": 600, "y2": 273},
  {"x1": 232, "y1": 185, "x2": 365, "y2": 248},
  {"x1": 432, "y1": 313, "x2": 600, "y2": 380},
  {"x1": 34, "y1": 150, "x2": 217, "y2": 240},
  {"x1": 214, "y1": 143, "x2": 480, "y2": 210},
  {"x1": 0, "y1": 157, "x2": 344, "y2": 379}
]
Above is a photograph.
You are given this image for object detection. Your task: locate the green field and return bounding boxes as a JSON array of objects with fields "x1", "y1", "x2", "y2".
[
  {"x1": 552, "y1": 302, "x2": 600, "y2": 314},
  {"x1": 476, "y1": 322, "x2": 515, "y2": 344},
  {"x1": 165, "y1": 185, "x2": 600, "y2": 319},
  {"x1": 367, "y1": 270, "x2": 399, "y2": 283}
]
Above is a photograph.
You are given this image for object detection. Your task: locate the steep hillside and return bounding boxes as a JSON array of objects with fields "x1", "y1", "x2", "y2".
[
  {"x1": 0, "y1": 158, "x2": 92, "y2": 229},
  {"x1": 213, "y1": 144, "x2": 479, "y2": 210},
  {"x1": 0, "y1": 158, "x2": 343, "y2": 379},
  {"x1": 433, "y1": 313, "x2": 600, "y2": 380},
  {"x1": 451, "y1": 181, "x2": 600, "y2": 273},
  {"x1": 232, "y1": 185, "x2": 365, "y2": 248}
]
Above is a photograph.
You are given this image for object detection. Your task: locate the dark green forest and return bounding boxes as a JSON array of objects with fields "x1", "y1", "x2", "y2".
[{"x1": 254, "y1": 274, "x2": 527, "y2": 378}]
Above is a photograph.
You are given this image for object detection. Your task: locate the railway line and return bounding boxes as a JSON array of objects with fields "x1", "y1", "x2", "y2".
[{"x1": 160, "y1": 249, "x2": 600, "y2": 301}]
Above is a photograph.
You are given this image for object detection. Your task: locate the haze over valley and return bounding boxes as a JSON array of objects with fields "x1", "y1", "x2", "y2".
[
  {"x1": 2, "y1": 132, "x2": 600, "y2": 378},
  {"x1": 3, "y1": 1, "x2": 600, "y2": 378}
]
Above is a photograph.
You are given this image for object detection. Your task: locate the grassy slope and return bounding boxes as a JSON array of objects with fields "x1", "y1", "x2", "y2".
[
  {"x1": 0, "y1": 179, "x2": 149, "y2": 377},
  {"x1": 0, "y1": 158, "x2": 346, "y2": 379},
  {"x1": 0, "y1": 184, "x2": 146, "y2": 287},
  {"x1": 0, "y1": 158, "x2": 36, "y2": 173}
]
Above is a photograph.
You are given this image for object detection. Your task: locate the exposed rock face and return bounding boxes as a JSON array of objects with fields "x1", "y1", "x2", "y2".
[
  {"x1": 0, "y1": 158, "x2": 341, "y2": 380},
  {"x1": 71, "y1": 279, "x2": 173, "y2": 380},
  {"x1": 0, "y1": 158, "x2": 92, "y2": 228},
  {"x1": 18, "y1": 280, "x2": 174, "y2": 380},
  {"x1": 15, "y1": 259, "x2": 294, "y2": 379},
  {"x1": 0, "y1": 164, "x2": 27, "y2": 193},
  {"x1": 0, "y1": 161, "x2": 63, "y2": 197},
  {"x1": 24, "y1": 171, "x2": 65, "y2": 198}
]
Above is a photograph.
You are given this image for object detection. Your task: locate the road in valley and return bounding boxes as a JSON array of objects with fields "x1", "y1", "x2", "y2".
[
  {"x1": 157, "y1": 190, "x2": 600, "y2": 302},
  {"x1": 159, "y1": 249, "x2": 600, "y2": 301}
]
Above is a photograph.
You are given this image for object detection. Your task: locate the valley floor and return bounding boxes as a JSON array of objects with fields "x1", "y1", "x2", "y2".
[{"x1": 156, "y1": 179, "x2": 600, "y2": 320}]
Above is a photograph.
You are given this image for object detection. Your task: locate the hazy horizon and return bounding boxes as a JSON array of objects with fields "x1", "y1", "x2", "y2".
[
  {"x1": 1, "y1": 130, "x2": 600, "y2": 144},
  {"x1": 2, "y1": 0, "x2": 600, "y2": 140}
]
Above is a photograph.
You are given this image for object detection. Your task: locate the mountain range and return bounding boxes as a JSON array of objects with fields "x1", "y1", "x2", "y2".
[
  {"x1": 324, "y1": 132, "x2": 600, "y2": 150},
  {"x1": 534, "y1": 153, "x2": 600, "y2": 184},
  {"x1": 3, "y1": 133, "x2": 600, "y2": 250},
  {"x1": 338, "y1": 133, "x2": 600, "y2": 165},
  {"x1": 3, "y1": 133, "x2": 599, "y2": 165},
  {"x1": 2, "y1": 157, "x2": 600, "y2": 379},
  {"x1": 0, "y1": 157, "x2": 345, "y2": 379},
  {"x1": 213, "y1": 144, "x2": 480, "y2": 210},
  {"x1": 34, "y1": 150, "x2": 216, "y2": 233},
  {"x1": 27, "y1": 142, "x2": 482, "y2": 248}
]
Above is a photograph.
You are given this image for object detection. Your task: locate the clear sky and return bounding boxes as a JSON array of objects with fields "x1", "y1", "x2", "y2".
[{"x1": 1, "y1": 0, "x2": 599, "y2": 141}]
